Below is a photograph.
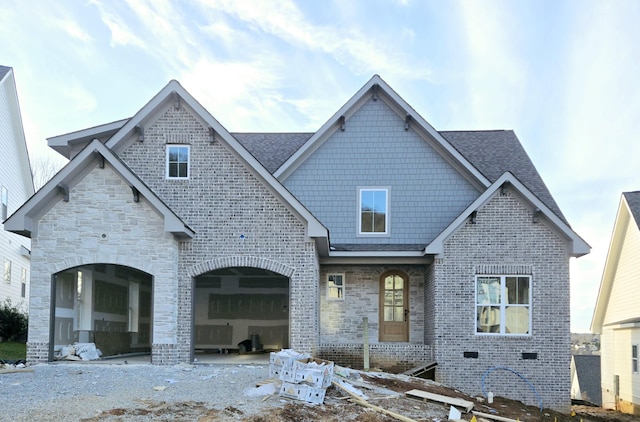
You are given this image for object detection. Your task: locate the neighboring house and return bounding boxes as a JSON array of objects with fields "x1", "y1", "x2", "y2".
[
  {"x1": 4, "y1": 75, "x2": 589, "y2": 411},
  {"x1": 591, "y1": 191, "x2": 640, "y2": 415},
  {"x1": 0, "y1": 65, "x2": 33, "y2": 312},
  {"x1": 571, "y1": 354, "x2": 602, "y2": 406}
]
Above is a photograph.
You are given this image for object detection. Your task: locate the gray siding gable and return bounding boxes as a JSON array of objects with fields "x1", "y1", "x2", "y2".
[{"x1": 282, "y1": 98, "x2": 480, "y2": 245}]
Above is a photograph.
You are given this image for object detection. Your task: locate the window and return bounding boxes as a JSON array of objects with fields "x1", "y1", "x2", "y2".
[
  {"x1": 166, "y1": 145, "x2": 190, "y2": 179},
  {"x1": 3, "y1": 259, "x2": 11, "y2": 284},
  {"x1": 633, "y1": 345, "x2": 638, "y2": 374},
  {"x1": 1, "y1": 186, "x2": 7, "y2": 220},
  {"x1": 327, "y1": 274, "x2": 344, "y2": 300},
  {"x1": 476, "y1": 275, "x2": 530, "y2": 335},
  {"x1": 359, "y1": 188, "x2": 388, "y2": 235},
  {"x1": 21, "y1": 268, "x2": 27, "y2": 297}
]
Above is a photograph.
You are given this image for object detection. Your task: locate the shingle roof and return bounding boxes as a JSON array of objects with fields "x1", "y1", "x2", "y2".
[
  {"x1": 331, "y1": 244, "x2": 426, "y2": 252},
  {"x1": 0, "y1": 65, "x2": 11, "y2": 81},
  {"x1": 572, "y1": 355, "x2": 601, "y2": 406},
  {"x1": 623, "y1": 191, "x2": 640, "y2": 229},
  {"x1": 232, "y1": 129, "x2": 567, "y2": 224},
  {"x1": 232, "y1": 133, "x2": 312, "y2": 173},
  {"x1": 440, "y1": 130, "x2": 567, "y2": 223}
]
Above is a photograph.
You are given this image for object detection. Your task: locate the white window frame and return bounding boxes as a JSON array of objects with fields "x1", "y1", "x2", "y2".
[
  {"x1": 21, "y1": 267, "x2": 27, "y2": 298},
  {"x1": 475, "y1": 275, "x2": 531, "y2": 336},
  {"x1": 327, "y1": 273, "x2": 345, "y2": 300},
  {"x1": 166, "y1": 145, "x2": 190, "y2": 179},
  {"x1": 358, "y1": 187, "x2": 389, "y2": 236},
  {"x1": 633, "y1": 345, "x2": 638, "y2": 374},
  {"x1": 3, "y1": 259, "x2": 11, "y2": 285}
]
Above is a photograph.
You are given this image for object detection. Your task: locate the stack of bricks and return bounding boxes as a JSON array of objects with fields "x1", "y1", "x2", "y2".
[{"x1": 270, "y1": 350, "x2": 334, "y2": 404}]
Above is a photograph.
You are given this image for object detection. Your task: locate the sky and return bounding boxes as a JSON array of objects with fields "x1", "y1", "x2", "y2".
[{"x1": 1, "y1": 0, "x2": 639, "y2": 332}]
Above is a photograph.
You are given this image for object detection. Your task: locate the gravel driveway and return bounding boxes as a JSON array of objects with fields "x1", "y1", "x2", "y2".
[{"x1": 1, "y1": 362, "x2": 279, "y2": 421}]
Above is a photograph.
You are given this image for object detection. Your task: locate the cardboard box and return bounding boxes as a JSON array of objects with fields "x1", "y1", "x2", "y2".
[
  {"x1": 291, "y1": 358, "x2": 334, "y2": 388},
  {"x1": 279, "y1": 381, "x2": 326, "y2": 404}
]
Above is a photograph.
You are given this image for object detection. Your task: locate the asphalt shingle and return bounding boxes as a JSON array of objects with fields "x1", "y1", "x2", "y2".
[{"x1": 623, "y1": 191, "x2": 640, "y2": 230}]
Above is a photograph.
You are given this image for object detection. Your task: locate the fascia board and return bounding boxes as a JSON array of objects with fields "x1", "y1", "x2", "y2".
[
  {"x1": 591, "y1": 196, "x2": 629, "y2": 333},
  {"x1": 274, "y1": 76, "x2": 378, "y2": 181},
  {"x1": 275, "y1": 75, "x2": 490, "y2": 189},
  {"x1": 47, "y1": 119, "x2": 129, "y2": 158},
  {"x1": 105, "y1": 80, "x2": 327, "y2": 241},
  {"x1": 424, "y1": 172, "x2": 591, "y2": 257},
  {"x1": 328, "y1": 250, "x2": 425, "y2": 258}
]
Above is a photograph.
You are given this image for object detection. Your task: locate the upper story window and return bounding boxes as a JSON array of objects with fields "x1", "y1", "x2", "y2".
[
  {"x1": 327, "y1": 274, "x2": 344, "y2": 300},
  {"x1": 476, "y1": 275, "x2": 531, "y2": 335},
  {"x1": 166, "y1": 145, "x2": 190, "y2": 179},
  {"x1": 359, "y1": 188, "x2": 388, "y2": 235},
  {"x1": 1, "y1": 186, "x2": 8, "y2": 221}
]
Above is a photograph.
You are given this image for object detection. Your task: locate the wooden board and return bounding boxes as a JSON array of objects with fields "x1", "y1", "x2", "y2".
[{"x1": 405, "y1": 389, "x2": 474, "y2": 412}]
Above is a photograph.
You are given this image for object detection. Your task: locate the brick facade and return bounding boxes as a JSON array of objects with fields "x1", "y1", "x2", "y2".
[{"x1": 433, "y1": 191, "x2": 571, "y2": 412}]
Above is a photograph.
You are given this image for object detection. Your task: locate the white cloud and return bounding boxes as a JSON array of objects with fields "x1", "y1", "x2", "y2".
[
  {"x1": 62, "y1": 83, "x2": 98, "y2": 113},
  {"x1": 90, "y1": 1, "x2": 146, "y2": 49}
]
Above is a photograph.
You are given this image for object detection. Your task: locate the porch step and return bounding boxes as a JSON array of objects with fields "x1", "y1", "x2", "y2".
[{"x1": 402, "y1": 361, "x2": 437, "y2": 377}]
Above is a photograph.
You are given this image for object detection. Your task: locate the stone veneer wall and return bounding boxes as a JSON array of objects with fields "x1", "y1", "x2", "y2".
[
  {"x1": 118, "y1": 103, "x2": 319, "y2": 362},
  {"x1": 317, "y1": 264, "x2": 431, "y2": 370},
  {"x1": 433, "y1": 191, "x2": 571, "y2": 412},
  {"x1": 319, "y1": 265, "x2": 426, "y2": 344},
  {"x1": 28, "y1": 164, "x2": 179, "y2": 363}
]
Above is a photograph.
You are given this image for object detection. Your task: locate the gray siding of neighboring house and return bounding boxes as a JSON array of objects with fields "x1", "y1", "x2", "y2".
[
  {"x1": 283, "y1": 98, "x2": 480, "y2": 245},
  {"x1": 117, "y1": 104, "x2": 319, "y2": 362},
  {"x1": 433, "y1": 190, "x2": 571, "y2": 412}
]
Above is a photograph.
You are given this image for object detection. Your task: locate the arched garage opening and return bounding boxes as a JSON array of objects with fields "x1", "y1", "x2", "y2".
[
  {"x1": 52, "y1": 264, "x2": 153, "y2": 360},
  {"x1": 193, "y1": 267, "x2": 289, "y2": 357}
]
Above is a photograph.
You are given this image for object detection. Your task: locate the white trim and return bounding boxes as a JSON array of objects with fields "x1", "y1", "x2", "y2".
[
  {"x1": 327, "y1": 273, "x2": 345, "y2": 301},
  {"x1": 475, "y1": 274, "x2": 532, "y2": 337},
  {"x1": 166, "y1": 144, "x2": 191, "y2": 180},
  {"x1": 357, "y1": 187, "x2": 389, "y2": 236}
]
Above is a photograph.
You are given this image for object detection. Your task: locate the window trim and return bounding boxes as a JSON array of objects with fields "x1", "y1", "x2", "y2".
[
  {"x1": 633, "y1": 345, "x2": 638, "y2": 374},
  {"x1": 166, "y1": 144, "x2": 191, "y2": 179},
  {"x1": 475, "y1": 275, "x2": 532, "y2": 336},
  {"x1": 327, "y1": 273, "x2": 345, "y2": 301},
  {"x1": 357, "y1": 187, "x2": 389, "y2": 236},
  {"x1": 3, "y1": 259, "x2": 11, "y2": 285}
]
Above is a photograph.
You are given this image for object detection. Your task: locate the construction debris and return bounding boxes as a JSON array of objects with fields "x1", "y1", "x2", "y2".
[
  {"x1": 54, "y1": 342, "x2": 102, "y2": 361},
  {"x1": 406, "y1": 388, "x2": 475, "y2": 412},
  {"x1": 270, "y1": 350, "x2": 334, "y2": 404}
]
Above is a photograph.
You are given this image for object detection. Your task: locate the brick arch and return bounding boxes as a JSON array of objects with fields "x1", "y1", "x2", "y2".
[
  {"x1": 187, "y1": 256, "x2": 296, "y2": 278},
  {"x1": 51, "y1": 254, "x2": 155, "y2": 276}
]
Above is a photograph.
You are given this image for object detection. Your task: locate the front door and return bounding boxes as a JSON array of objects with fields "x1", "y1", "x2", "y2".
[{"x1": 379, "y1": 271, "x2": 409, "y2": 342}]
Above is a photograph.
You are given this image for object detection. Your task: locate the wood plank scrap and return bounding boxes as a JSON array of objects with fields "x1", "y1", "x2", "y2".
[{"x1": 405, "y1": 389, "x2": 474, "y2": 412}]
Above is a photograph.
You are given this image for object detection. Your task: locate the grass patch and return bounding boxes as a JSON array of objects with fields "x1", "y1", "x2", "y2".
[{"x1": 0, "y1": 342, "x2": 26, "y2": 360}]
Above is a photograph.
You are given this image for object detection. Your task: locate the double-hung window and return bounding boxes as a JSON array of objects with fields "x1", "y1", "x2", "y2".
[
  {"x1": 359, "y1": 188, "x2": 388, "y2": 235},
  {"x1": 166, "y1": 145, "x2": 190, "y2": 179},
  {"x1": 476, "y1": 275, "x2": 531, "y2": 335},
  {"x1": 327, "y1": 274, "x2": 345, "y2": 300},
  {"x1": 633, "y1": 345, "x2": 638, "y2": 374},
  {"x1": 21, "y1": 267, "x2": 27, "y2": 297}
]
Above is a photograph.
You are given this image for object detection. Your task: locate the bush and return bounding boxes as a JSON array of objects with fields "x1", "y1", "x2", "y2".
[{"x1": 0, "y1": 299, "x2": 28, "y2": 342}]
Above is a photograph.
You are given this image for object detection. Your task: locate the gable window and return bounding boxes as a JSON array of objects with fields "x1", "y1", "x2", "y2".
[
  {"x1": 1, "y1": 186, "x2": 7, "y2": 221},
  {"x1": 359, "y1": 188, "x2": 388, "y2": 235},
  {"x1": 3, "y1": 259, "x2": 11, "y2": 284},
  {"x1": 327, "y1": 274, "x2": 344, "y2": 300},
  {"x1": 166, "y1": 145, "x2": 190, "y2": 179},
  {"x1": 21, "y1": 267, "x2": 27, "y2": 298},
  {"x1": 633, "y1": 345, "x2": 638, "y2": 374},
  {"x1": 476, "y1": 275, "x2": 530, "y2": 335}
]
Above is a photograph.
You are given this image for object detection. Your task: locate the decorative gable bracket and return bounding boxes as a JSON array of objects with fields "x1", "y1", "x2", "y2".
[{"x1": 57, "y1": 183, "x2": 69, "y2": 202}]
